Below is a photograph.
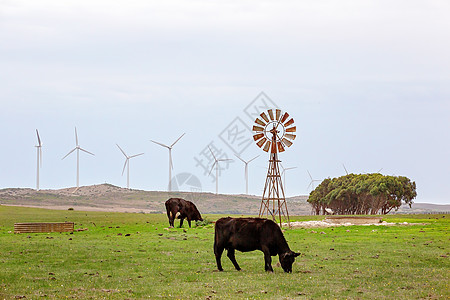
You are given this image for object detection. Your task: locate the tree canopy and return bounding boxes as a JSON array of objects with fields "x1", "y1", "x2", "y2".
[{"x1": 307, "y1": 173, "x2": 417, "y2": 215}]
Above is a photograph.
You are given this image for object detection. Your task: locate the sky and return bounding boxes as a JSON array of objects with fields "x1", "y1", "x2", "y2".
[{"x1": 1, "y1": 0, "x2": 449, "y2": 204}]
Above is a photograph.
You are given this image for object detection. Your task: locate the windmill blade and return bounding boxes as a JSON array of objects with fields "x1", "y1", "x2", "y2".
[
  {"x1": 207, "y1": 146, "x2": 218, "y2": 161},
  {"x1": 277, "y1": 141, "x2": 285, "y2": 153},
  {"x1": 122, "y1": 159, "x2": 129, "y2": 176},
  {"x1": 285, "y1": 133, "x2": 296, "y2": 140},
  {"x1": 280, "y1": 112, "x2": 289, "y2": 123},
  {"x1": 256, "y1": 137, "x2": 267, "y2": 148},
  {"x1": 275, "y1": 109, "x2": 281, "y2": 121},
  {"x1": 171, "y1": 133, "x2": 186, "y2": 148},
  {"x1": 62, "y1": 148, "x2": 76, "y2": 160},
  {"x1": 252, "y1": 125, "x2": 264, "y2": 132},
  {"x1": 116, "y1": 144, "x2": 128, "y2": 158},
  {"x1": 248, "y1": 155, "x2": 260, "y2": 163},
  {"x1": 255, "y1": 118, "x2": 266, "y2": 126},
  {"x1": 253, "y1": 133, "x2": 264, "y2": 141},
  {"x1": 286, "y1": 126, "x2": 296, "y2": 133},
  {"x1": 36, "y1": 129, "x2": 41, "y2": 146},
  {"x1": 130, "y1": 153, "x2": 144, "y2": 159},
  {"x1": 282, "y1": 138, "x2": 293, "y2": 147},
  {"x1": 208, "y1": 161, "x2": 217, "y2": 176},
  {"x1": 284, "y1": 118, "x2": 295, "y2": 127},
  {"x1": 263, "y1": 141, "x2": 271, "y2": 152},
  {"x1": 267, "y1": 109, "x2": 274, "y2": 121},
  {"x1": 75, "y1": 127, "x2": 79, "y2": 146},
  {"x1": 260, "y1": 112, "x2": 269, "y2": 123},
  {"x1": 150, "y1": 140, "x2": 170, "y2": 149},
  {"x1": 79, "y1": 147, "x2": 95, "y2": 156}
]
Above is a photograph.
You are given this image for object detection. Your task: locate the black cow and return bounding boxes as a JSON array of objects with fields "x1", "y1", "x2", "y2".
[
  {"x1": 214, "y1": 217, "x2": 300, "y2": 273},
  {"x1": 165, "y1": 198, "x2": 203, "y2": 228}
]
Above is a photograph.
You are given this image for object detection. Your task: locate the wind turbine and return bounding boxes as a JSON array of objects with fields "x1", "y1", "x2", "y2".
[
  {"x1": 208, "y1": 146, "x2": 232, "y2": 194},
  {"x1": 234, "y1": 154, "x2": 259, "y2": 194},
  {"x1": 117, "y1": 144, "x2": 144, "y2": 189},
  {"x1": 150, "y1": 133, "x2": 185, "y2": 192},
  {"x1": 307, "y1": 170, "x2": 321, "y2": 191},
  {"x1": 62, "y1": 127, "x2": 95, "y2": 190},
  {"x1": 280, "y1": 164, "x2": 297, "y2": 191},
  {"x1": 35, "y1": 129, "x2": 43, "y2": 191}
]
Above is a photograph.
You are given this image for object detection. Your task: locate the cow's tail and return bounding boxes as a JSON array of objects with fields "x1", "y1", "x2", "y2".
[{"x1": 165, "y1": 201, "x2": 171, "y2": 219}]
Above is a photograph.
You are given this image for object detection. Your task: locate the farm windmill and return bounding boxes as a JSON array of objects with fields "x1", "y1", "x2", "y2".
[
  {"x1": 35, "y1": 129, "x2": 43, "y2": 191},
  {"x1": 62, "y1": 127, "x2": 95, "y2": 190},
  {"x1": 208, "y1": 146, "x2": 232, "y2": 194},
  {"x1": 116, "y1": 144, "x2": 144, "y2": 189},
  {"x1": 252, "y1": 108, "x2": 296, "y2": 227},
  {"x1": 234, "y1": 154, "x2": 259, "y2": 195},
  {"x1": 307, "y1": 170, "x2": 321, "y2": 191},
  {"x1": 151, "y1": 133, "x2": 185, "y2": 192}
]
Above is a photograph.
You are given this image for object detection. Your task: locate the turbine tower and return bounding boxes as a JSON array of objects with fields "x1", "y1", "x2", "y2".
[
  {"x1": 117, "y1": 144, "x2": 144, "y2": 189},
  {"x1": 235, "y1": 154, "x2": 259, "y2": 195},
  {"x1": 62, "y1": 127, "x2": 95, "y2": 190},
  {"x1": 150, "y1": 133, "x2": 185, "y2": 192},
  {"x1": 208, "y1": 146, "x2": 232, "y2": 194},
  {"x1": 35, "y1": 129, "x2": 43, "y2": 191}
]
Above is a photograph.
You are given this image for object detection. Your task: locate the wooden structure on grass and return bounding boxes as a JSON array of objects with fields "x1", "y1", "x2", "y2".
[{"x1": 14, "y1": 222, "x2": 74, "y2": 234}]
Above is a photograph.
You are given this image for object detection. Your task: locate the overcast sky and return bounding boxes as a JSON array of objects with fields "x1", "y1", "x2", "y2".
[{"x1": 1, "y1": 0, "x2": 449, "y2": 204}]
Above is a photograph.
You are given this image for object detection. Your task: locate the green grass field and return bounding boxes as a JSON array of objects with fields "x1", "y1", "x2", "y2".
[{"x1": 0, "y1": 206, "x2": 448, "y2": 299}]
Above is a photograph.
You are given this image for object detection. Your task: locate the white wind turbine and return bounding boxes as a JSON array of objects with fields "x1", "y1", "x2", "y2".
[
  {"x1": 307, "y1": 170, "x2": 321, "y2": 191},
  {"x1": 208, "y1": 146, "x2": 232, "y2": 194},
  {"x1": 150, "y1": 133, "x2": 185, "y2": 192},
  {"x1": 35, "y1": 129, "x2": 43, "y2": 191},
  {"x1": 117, "y1": 144, "x2": 144, "y2": 189},
  {"x1": 235, "y1": 154, "x2": 259, "y2": 195},
  {"x1": 62, "y1": 127, "x2": 95, "y2": 190},
  {"x1": 280, "y1": 164, "x2": 297, "y2": 191}
]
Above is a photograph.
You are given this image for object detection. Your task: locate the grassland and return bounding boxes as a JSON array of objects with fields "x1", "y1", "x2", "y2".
[{"x1": 0, "y1": 206, "x2": 448, "y2": 299}]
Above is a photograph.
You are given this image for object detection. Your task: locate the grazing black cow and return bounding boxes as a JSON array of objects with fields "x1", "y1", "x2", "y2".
[
  {"x1": 165, "y1": 198, "x2": 203, "y2": 228},
  {"x1": 214, "y1": 217, "x2": 300, "y2": 273}
]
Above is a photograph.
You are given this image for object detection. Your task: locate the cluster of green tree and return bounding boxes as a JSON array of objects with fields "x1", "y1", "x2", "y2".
[{"x1": 307, "y1": 173, "x2": 416, "y2": 215}]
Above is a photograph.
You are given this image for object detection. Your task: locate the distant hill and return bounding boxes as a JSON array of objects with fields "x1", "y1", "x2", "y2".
[{"x1": 0, "y1": 184, "x2": 447, "y2": 215}]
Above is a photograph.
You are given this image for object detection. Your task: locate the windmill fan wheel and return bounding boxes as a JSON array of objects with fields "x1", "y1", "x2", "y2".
[{"x1": 252, "y1": 109, "x2": 296, "y2": 153}]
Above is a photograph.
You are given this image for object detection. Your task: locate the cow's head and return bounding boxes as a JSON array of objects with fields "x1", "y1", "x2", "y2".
[
  {"x1": 280, "y1": 251, "x2": 300, "y2": 273},
  {"x1": 193, "y1": 209, "x2": 203, "y2": 222}
]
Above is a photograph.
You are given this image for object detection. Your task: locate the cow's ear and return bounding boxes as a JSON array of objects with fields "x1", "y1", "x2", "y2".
[{"x1": 293, "y1": 252, "x2": 300, "y2": 257}]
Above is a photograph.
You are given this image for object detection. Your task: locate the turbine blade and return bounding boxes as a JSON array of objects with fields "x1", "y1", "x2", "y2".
[
  {"x1": 282, "y1": 138, "x2": 293, "y2": 147},
  {"x1": 253, "y1": 133, "x2": 264, "y2": 141},
  {"x1": 286, "y1": 126, "x2": 296, "y2": 133},
  {"x1": 208, "y1": 146, "x2": 217, "y2": 161},
  {"x1": 280, "y1": 112, "x2": 289, "y2": 123},
  {"x1": 151, "y1": 140, "x2": 170, "y2": 149},
  {"x1": 307, "y1": 170, "x2": 313, "y2": 181},
  {"x1": 275, "y1": 109, "x2": 281, "y2": 121},
  {"x1": 129, "y1": 153, "x2": 144, "y2": 159},
  {"x1": 208, "y1": 162, "x2": 217, "y2": 176},
  {"x1": 79, "y1": 148, "x2": 95, "y2": 156},
  {"x1": 285, "y1": 133, "x2": 296, "y2": 140},
  {"x1": 248, "y1": 155, "x2": 260, "y2": 163},
  {"x1": 122, "y1": 159, "x2": 128, "y2": 176},
  {"x1": 75, "y1": 127, "x2": 79, "y2": 146},
  {"x1": 218, "y1": 158, "x2": 233, "y2": 162},
  {"x1": 62, "y1": 148, "x2": 76, "y2": 160},
  {"x1": 170, "y1": 133, "x2": 185, "y2": 148},
  {"x1": 36, "y1": 129, "x2": 41, "y2": 146},
  {"x1": 116, "y1": 144, "x2": 127, "y2": 157},
  {"x1": 263, "y1": 141, "x2": 271, "y2": 152},
  {"x1": 277, "y1": 141, "x2": 285, "y2": 152},
  {"x1": 234, "y1": 154, "x2": 246, "y2": 163},
  {"x1": 256, "y1": 137, "x2": 267, "y2": 148},
  {"x1": 343, "y1": 164, "x2": 348, "y2": 175}
]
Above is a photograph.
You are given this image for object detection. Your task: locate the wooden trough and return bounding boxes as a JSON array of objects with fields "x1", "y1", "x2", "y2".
[
  {"x1": 14, "y1": 222, "x2": 74, "y2": 234},
  {"x1": 324, "y1": 216, "x2": 383, "y2": 225}
]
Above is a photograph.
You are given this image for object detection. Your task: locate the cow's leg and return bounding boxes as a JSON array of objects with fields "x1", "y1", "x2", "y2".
[
  {"x1": 168, "y1": 210, "x2": 175, "y2": 227},
  {"x1": 214, "y1": 241, "x2": 224, "y2": 271},
  {"x1": 227, "y1": 248, "x2": 241, "y2": 271},
  {"x1": 187, "y1": 218, "x2": 192, "y2": 228},
  {"x1": 179, "y1": 217, "x2": 184, "y2": 228},
  {"x1": 262, "y1": 247, "x2": 273, "y2": 272}
]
